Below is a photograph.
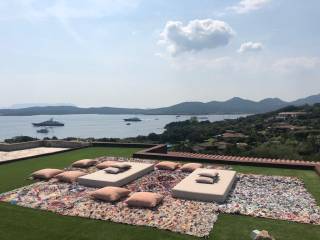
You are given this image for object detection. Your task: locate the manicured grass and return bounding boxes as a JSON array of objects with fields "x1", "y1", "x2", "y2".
[
  {"x1": 0, "y1": 147, "x2": 319, "y2": 240},
  {"x1": 0, "y1": 147, "x2": 142, "y2": 193},
  {"x1": 0, "y1": 202, "x2": 193, "y2": 240},
  {"x1": 212, "y1": 214, "x2": 320, "y2": 240}
]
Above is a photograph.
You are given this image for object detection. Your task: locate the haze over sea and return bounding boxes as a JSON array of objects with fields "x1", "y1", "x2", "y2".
[{"x1": 0, "y1": 114, "x2": 246, "y2": 140}]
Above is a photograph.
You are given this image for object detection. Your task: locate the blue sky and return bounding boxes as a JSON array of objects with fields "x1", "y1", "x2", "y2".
[{"x1": 1, "y1": 0, "x2": 319, "y2": 108}]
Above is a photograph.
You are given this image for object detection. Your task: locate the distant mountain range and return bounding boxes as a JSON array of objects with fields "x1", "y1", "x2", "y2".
[
  {"x1": 1, "y1": 94, "x2": 320, "y2": 116},
  {"x1": 8, "y1": 103, "x2": 76, "y2": 109}
]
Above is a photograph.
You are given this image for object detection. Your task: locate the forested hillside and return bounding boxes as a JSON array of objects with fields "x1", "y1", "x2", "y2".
[{"x1": 135, "y1": 104, "x2": 320, "y2": 161}]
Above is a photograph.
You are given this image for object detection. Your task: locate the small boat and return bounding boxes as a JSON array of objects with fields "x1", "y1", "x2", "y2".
[
  {"x1": 123, "y1": 117, "x2": 142, "y2": 122},
  {"x1": 126, "y1": 123, "x2": 131, "y2": 125},
  {"x1": 32, "y1": 118, "x2": 64, "y2": 127},
  {"x1": 37, "y1": 128, "x2": 49, "y2": 134},
  {"x1": 176, "y1": 115, "x2": 181, "y2": 118}
]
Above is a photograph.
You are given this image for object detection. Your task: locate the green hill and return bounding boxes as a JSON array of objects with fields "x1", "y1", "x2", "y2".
[
  {"x1": 1, "y1": 94, "x2": 320, "y2": 116},
  {"x1": 139, "y1": 104, "x2": 320, "y2": 161}
]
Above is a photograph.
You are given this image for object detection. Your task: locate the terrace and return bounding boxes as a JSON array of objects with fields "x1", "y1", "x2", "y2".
[
  {"x1": 0, "y1": 147, "x2": 68, "y2": 163},
  {"x1": 0, "y1": 143, "x2": 319, "y2": 240}
]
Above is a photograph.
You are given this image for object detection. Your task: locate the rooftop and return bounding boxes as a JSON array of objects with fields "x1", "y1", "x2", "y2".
[
  {"x1": 0, "y1": 144, "x2": 319, "y2": 240},
  {"x1": 278, "y1": 112, "x2": 307, "y2": 115}
]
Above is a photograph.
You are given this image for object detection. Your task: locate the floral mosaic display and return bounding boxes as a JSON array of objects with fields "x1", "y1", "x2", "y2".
[{"x1": 0, "y1": 157, "x2": 319, "y2": 237}]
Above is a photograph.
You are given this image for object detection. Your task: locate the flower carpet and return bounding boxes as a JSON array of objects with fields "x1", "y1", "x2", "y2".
[{"x1": 0, "y1": 157, "x2": 319, "y2": 237}]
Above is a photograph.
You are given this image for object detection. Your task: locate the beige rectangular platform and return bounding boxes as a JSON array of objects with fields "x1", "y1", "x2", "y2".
[
  {"x1": 0, "y1": 147, "x2": 68, "y2": 163},
  {"x1": 172, "y1": 169, "x2": 236, "y2": 203},
  {"x1": 78, "y1": 162, "x2": 154, "y2": 188}
]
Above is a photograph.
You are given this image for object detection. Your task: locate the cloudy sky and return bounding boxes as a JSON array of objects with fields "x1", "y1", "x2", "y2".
[{"x1": 1, "y1": 0, "x2": 319, "y2": 108}]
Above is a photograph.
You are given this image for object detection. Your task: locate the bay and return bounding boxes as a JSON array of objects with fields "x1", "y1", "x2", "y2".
[{"x1": 0, "y1": 114, "x2": 247, "y2": 140}]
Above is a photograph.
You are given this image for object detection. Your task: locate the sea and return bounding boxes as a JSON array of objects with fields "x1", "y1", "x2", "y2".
[{"x1": 0, "y1": 114, "x2": 247, "y2": 140}]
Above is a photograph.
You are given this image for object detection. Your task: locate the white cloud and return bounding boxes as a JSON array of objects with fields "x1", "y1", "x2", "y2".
[
  {"x1": 238, "y1": 41, "x2": 263, "y2": 53},
  {"x1": 229, "y1": 0, "x2": 271, "y2": 14},
  {"x1": 159, "y1": 19, "x2": 235, "y2": 56},
  {"x1": 273, "y1": 57, "x2": 320, "y2": 72}
]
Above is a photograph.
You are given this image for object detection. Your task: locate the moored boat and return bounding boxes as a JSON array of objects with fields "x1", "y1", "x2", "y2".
[
  {"x1": 123, "y1": 117, "x2": 142, "y2": 122},
  {"x1": 198, "y1": 116, "x2": 209, "y2": 120},
  {"x1": 32, "y1": 118, "x2": 64, "y2": 127},
  {"x1": 37, "y1": 128, "x2": 49, "y2": 133}
]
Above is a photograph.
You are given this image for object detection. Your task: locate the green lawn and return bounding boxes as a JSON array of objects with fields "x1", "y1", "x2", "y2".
[
  {"x1": 0, "y1": 147, "x2": 142, "y2": 193},
  {"x1": 0, "y1": 147, "x2": 319, "y2": 240}
]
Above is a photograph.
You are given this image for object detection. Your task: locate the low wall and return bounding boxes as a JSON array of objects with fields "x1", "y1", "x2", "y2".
[
  {"x1": 43, "y1": 140, "x2": 90, "y2": 148},
  {"x1": 133, "y1": 144, "x2": 320, "y2": 172},
  {"x1": 140, "y1": 144, "x2": 167, "y2": 153},
  {"x1": 0, "y1": 140, "x2": 90, "y2": 151},
  {"x1": 92, "y1": 142, "x2": 156, "y2": 148},
  {"x1": 315, "y1": 165, "x2": 320, "y2": 176},
  {"x1": 1, "y1": 141, "x2": 319, "y2": 174},
  {"x1": 133, "y1": 144, "x2": 167, "y2": 155},
  {"x1": 0, "y1": 140, "x2": 155, "y2": 152},
  {"x1": 0, "y1": 140, "x2": 154, "y2": 152},
  {"x1": 0, "y1": 141, "x2": 42, "y2": 151}
]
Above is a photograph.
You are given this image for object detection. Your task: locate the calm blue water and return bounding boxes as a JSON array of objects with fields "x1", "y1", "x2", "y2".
[{"x1": 0, "y1": 114, "x2": 247, "y2": 140}]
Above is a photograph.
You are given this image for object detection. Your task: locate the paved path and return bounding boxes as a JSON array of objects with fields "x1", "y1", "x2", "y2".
[{"x1": 0, "y1": 147, "x2": 68, "y2": 163}]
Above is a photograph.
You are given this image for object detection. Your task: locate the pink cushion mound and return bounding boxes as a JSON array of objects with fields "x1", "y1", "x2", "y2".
[
  {"x1": 91, "y1": 187, "x2": 131, "y2": 202},
  {"x1": 180, "y1": 163, "x2": 203, "y2": 172},
  {"x1": 96, "y1": 161, "x2": 119, "y2": 169},
  {"x1": 72, "y1": 159, "x2": 97, "y2": 168},
  {"x1": 32, "y1": 168, "x2": 63, "y2": 180},
  {"x1": 195, "y1": 177, "x2": 214, "y2": 184},
  {"x1": 155, "y1": 161, "x2": 179, "y2": 171},
  {"x1": 125, "y1": 192, "x2": 164, "y2": 208},
  {"x1": 55, "y1": 171, "x2": 86, "y2": 183},
  {"x1": 198, "y1": 172, "x2": 219, "y2": 178},
  {"x1": 104, "y1": 167, "x2": 123, "y2": 174},
  {"x1": 112, "y1": 162, "x2": 131, "y2": 170}
]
